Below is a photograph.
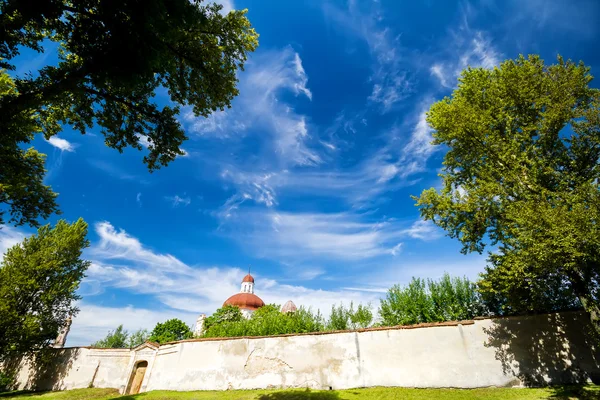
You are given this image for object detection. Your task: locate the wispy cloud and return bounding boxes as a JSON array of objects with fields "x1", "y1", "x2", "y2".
[
  {"x1": 323, "y1": 1, "x2": 414, "y2": 111},
  {"x1": 183, "y1": 46, "x2": 319, "y2": 166},
  {"x1": 217, "y1": 105, "x2": 434, "y2": 211},
  {"x1": 46, "y1": 136, "x2": 75, "y2": 152},
  {"x1": 75, "y1": 221, "x2": 380, "y2": 345},
  {"x1": 136, "y1": 192, "x2": 142, "y2": 207},
  {"x1": 402, "y1": 219, "x2": 442, "y2": 240},
  {"x1": 509, "y1": 0, "x2": 598, "y2": 39},
  {"x1": 88, "y1": 160, "x2": 144, "y2": 182},
  {"x1": 429, "y1": 21, "x2": 501, "y2": 89},
  {"x1": 165, "y1": 195, "x2": 191, "y2": 207},
  {"x1": 217, "y1": 209, "x2": 440, "y2": 262}
]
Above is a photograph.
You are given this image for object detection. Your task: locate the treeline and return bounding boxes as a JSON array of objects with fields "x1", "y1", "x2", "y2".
[{"x1": 94, "y1": 272, "x2": 581, "y2": 346}]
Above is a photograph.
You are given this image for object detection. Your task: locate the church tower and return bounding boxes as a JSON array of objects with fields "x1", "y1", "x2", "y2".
[
  {"x1": 223, "y1": 273, "x2": 265, "y2": 318},
  {"x1": 240, "y1": 274, "x2": 255, "y2": 293}
]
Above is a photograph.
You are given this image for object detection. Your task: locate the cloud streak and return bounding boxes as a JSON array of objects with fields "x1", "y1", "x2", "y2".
[
  {"x1": 46, "y1": 136, "x2": 75, "y2": 152},
  {"x1": 184, "y1": 46, "x2": 319, "y2": 167}
]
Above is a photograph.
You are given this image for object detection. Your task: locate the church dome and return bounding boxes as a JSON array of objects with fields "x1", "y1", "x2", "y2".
[
  {"x1": 281, "y1": 300, "x2": 297, "y2": 313},
  {"x1": 242, "y1": 274, "x2": 255, "y2": 283},
  {"x1": 223, "y1": 293, "x2": 265, "y2": 310}
]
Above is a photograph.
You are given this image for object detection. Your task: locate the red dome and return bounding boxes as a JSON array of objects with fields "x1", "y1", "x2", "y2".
[
  {"x1": 223, "y1": 293, "x2": 264, "y2": 310},
  {"x1": 242, "y1": 274, "x2": 255, "y2": 283}
]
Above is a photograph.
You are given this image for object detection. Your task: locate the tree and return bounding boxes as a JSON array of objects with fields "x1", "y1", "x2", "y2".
[
  {"x1": 378, "y1": 278, "x2": 433, "y2": 326},
  {"x1": 350, "y1": 303, "x2": 374, "y2": 329},
  {"x1": 378, "y1": 274, "x2": 485, "y2": 326},
  {"x1": 413, "y1": 55, "x2": 600, "y2": 334},
  {"x1": 0, "y1": 219, "x2": 90, "y2": 358},
  {"x1": 201, "y1": 304, "x2": 325, "y2": 338},
  {"x1": 326, "y1": 302, "x2": 373, "y2": 331},
  {"x1": 0, "y1": 0, "x2": 258, "y2": 227},
  {"x1": 148, "y1": 318, "x2": 192, "y2": 344},
  {"x1": 203, "y1": 304, "x2": 244, "y2": 331},
  {"x1": 128, "y1": 328, "x2": 150, "y2": 348},
  {"x1": 92, "y1": 325, "x2": 129, "y2": 349},
  {"x1": 91, "y1": 326, "x2": 148, "y2": 348}
]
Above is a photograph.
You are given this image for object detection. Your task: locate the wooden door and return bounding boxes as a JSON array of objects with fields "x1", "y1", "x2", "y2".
[{"x1": 126, "y1": 361, "x2": 148, "y2": 395}]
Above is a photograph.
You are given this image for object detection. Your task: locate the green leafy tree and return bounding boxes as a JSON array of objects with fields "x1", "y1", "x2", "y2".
[
  {"x1": 413, "y1": 55, "x2": 600, "y2": 333},
  {"x1": 0, "y1": 219, "x2": 90, "y2": 359},
  {"x1": 127, "y1": 328, "x2": 150, "y2": 348},
  {"x1": 202, "y1": 304, "x2": 325, "y2": 338},
  {"x1": 0, "y1": 0, "x2": 258, "y2": 227},
  {"x1": 350, "y1": 303, "x2": 373, "y2": 329},
  {"x1": 203, "y1": 304, "x2": 244, "y2": 331},
  {"x1": 379, "y1": 278, "x2": 433, "y2": 326},
  {"x1": 91, "y1": 326, "x2": 149, "y2": 348},
  {"x1": 92, "y1": 325, "x2": 129, "y2": 349},
  {"x1": 149, "y1": 318, "x2": 192, "y2": 344},
  {"x1": 379, "y1": 274, "x2": 485, "y2": 326},
  {"x1": 325, "y1": 302, "x2": 373, "y2": 331}
]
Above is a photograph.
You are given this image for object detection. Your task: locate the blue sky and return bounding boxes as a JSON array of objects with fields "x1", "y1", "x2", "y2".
[{"x1": 1, "y1": 0, "x2": 599, "y2": 346}]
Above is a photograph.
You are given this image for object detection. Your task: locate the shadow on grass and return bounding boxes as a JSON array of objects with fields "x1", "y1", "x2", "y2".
[
  {"x1": 257, "y1": 389, "x2": 341, "y2": 400},
  {"x1": 116, "y1": 388, "x2": 341, "y2": 400},
  {"x1": 549, "y1": 385, "x2": 600, "y2": 399},
  {"x1": 0, "y1": 391, "x2": 38, "y2": 398}
]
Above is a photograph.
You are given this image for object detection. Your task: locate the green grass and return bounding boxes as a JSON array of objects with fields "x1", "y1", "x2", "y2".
[{"x1": 0, "y1": 386, "x2": 598, "y2": 400}]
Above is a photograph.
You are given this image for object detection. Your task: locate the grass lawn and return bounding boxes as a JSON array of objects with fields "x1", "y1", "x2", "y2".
[{"x1": 0, "y1": 386, "x2": 598, "y2": 400}]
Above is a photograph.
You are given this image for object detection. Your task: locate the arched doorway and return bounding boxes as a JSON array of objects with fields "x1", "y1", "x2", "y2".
[{"x1": 126, "y1": 360, "x2": 148, "y2": 395}]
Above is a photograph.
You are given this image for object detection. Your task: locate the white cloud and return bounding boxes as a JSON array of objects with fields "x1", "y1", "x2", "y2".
[
  {"x1": 430, "y1": 64, "x2": 449, "y2": 88},
  {"x1": 183, "y1": 47, "x2": 319, "y2": 166},
  {"x1": 0, "y1": 226, "x2": 26, "y2": 260},
  {"x1": 217, "y1": 107, "x2": 434, "y2": 210},
  {"x1": 92, "y1": 222, "x2": 190, "y2": 272},
  {"x1": 217, "y1": 209, "x2": 439, "y2": 262},
  {"x1": 136, "y1": 192, "x2": 142, "y2": 207},
  {"x1": 430, "y1": 27, "x2": 501, "y2": 89},
  {"x1": 402, "y1": 220, "x2": 442, "y2": 240},
  {"x1": 46, "y1": 136, "x2": 75, "y2": 152},
  {"x1": 72, "y1": 221, "x2": 381, "y2": 345},
  {"x1": 68, "y1": 303, "x2": 197, "y2": 347},
  {"x1": 165, "y1": 195, "x2": 191, "y2": 207}
]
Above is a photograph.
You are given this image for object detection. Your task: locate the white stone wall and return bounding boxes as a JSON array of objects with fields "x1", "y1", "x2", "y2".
[{"x1": 5, "y1": 311, "x2": 600, "y2": 393}]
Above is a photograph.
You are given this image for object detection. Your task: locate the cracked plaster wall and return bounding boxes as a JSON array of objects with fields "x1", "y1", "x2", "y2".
[{"x1": 6, "y1": 312, "x2": 600, "y2": 392}]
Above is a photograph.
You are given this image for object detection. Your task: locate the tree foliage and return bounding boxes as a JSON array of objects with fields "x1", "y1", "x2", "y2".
[
  {"x1": 202, "y1": 304, "x2": 326, "y2": 338},
  {"x1": 203, "y1": 304, "x2": 244, "y2": 332},
  {"x1": 327, "y1": 302, "x2": 373, "y2": 331},
  {"x1": 91, "y1": 325, "x2": 128, "y2": 349},
  {"x1": 378, "y1": 274, "x2": 486, "y2": 326},
  {"x1": 0, "y1": 219, "x2": 90, "y2": 359},
  {"x1": 128, "y1": 328, "x2": 150, "y2": 348},
  {"x1": 0, "y1": 0, "x2": 258, "y2": 227},
  {"x1": 202, "y1": 303, "x2": 374, "y2": 338},
  {"x1": 91, "y1": 326, "x2": 149, "y2": 348},
  {"x1": 413, "y1": 55, "x2": 600, "y2": 333},
  {"x1": 148, "y1": 318, "x2": 193, "y2": 344}
]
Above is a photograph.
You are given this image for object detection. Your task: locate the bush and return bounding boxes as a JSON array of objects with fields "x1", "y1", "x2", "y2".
[
  {"x1": 327, "y1": 302, "x2": 373, "y2": 330},
  {"x1": 203, "y1": 304, "x2": 325, "y2": 338},
  {"x1": 379, "y1": 273, "x2": 487, "y2": 326}
]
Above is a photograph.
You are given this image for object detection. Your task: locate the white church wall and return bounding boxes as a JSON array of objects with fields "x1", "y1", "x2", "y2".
[{"x1": 5, "y1": 311, "x2": 600, "y2": 392}]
